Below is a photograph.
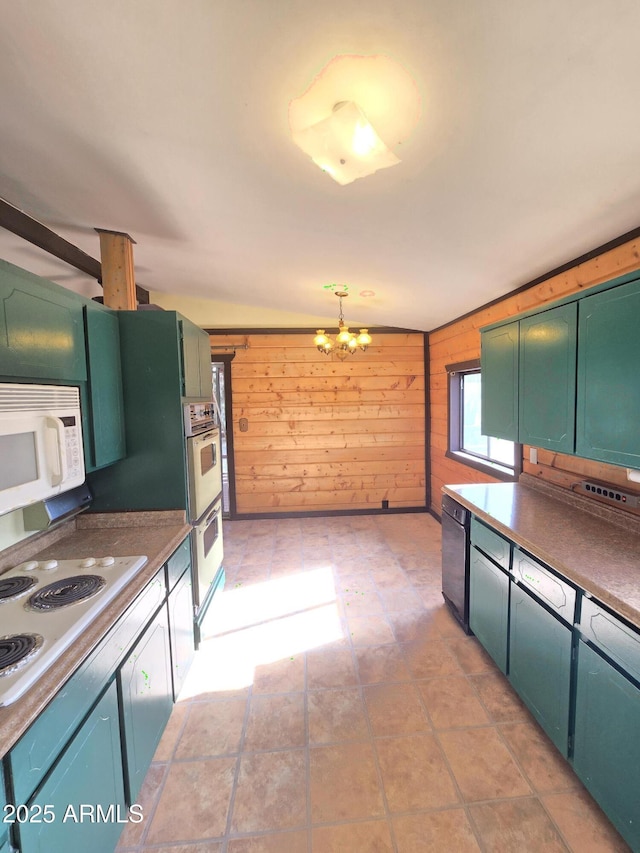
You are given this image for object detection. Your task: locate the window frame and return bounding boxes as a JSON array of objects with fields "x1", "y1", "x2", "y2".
[{"x1": 445, "y1": 358, "x2": 521, "y2": 482}]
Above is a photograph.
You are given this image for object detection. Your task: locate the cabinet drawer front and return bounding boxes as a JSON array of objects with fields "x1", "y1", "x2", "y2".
[
  {"x1": 471, "y1": 518, "x2": 510, "y2": 570},
  {"x1": 166, "y1": 537, "x2": 191, "y2": 591},
  {"x1": 512, "y1": 550, "x2": 576, "y2": 623},
  {"x1": 10, "y1": 568, "x2": 166, "y2": 804},
  {"x1": 580, "y1": 598, "x2": 640, "y2": 682}
]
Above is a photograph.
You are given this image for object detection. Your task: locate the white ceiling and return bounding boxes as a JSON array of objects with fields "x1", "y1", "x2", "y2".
[{"x1": 2, "y1": 0, "x2": 640, "y2": 332}]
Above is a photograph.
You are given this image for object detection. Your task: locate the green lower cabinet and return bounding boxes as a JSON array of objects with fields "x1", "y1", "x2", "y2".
[
  {"x1": 18, "y1": 681, "x2": 125, "y2": 853},
  {"x1": 119, "y1": 604, "x2": 173, "y2": 805},
  {"x1": 508, "y1": 583, "x2": 572, "y2": 755},
  {"x1": 168, "y1": 569, "x2": 196, "y2": 700},
  {"x1": 573, "y1": 641, "x2": 640, "y2": 852},
  {"x1": 469, "y1": 546, "x2": 509, "y2": 674}
]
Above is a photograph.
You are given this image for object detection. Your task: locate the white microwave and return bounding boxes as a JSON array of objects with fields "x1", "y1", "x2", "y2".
[{"x1": 0, "y1": 383, "x2": 85, "y2": 517}]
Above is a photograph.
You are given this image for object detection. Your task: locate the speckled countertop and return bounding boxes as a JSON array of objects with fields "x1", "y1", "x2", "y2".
[
  {"x1": 0, "y1": 511, "x2": 191, "y2": 757},
  {"x1": 442, "y1": 479, "x2": 640, "y2": 629}
]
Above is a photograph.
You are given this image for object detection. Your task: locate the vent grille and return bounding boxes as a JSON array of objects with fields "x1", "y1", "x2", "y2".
[
  {"x1": 0, "y1": 383, "x2": 80, "y2": 413},
  {"x1": 577, "y1": 480, "x2": 640, "y2": 509}
]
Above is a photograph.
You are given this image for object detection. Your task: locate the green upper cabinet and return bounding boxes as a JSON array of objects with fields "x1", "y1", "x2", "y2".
[
  {"x1": 83, "y1": 305, "x2": 126, "y2": 470},
  {"x1": 0, "y1": 259, "x2": 86, "y2": 382},
  {"x1": 180, "y1": 318, "x2": 212, "y2": 400},
  {"x1": 576, "y1": 278, "x2": 640, "y2": 468},
  {"x1": 518, "y1": 302, "x2": 577, "y2": 453},
  {"x1": 480, "y1": 321, "x2": 519, "y2": 441}
]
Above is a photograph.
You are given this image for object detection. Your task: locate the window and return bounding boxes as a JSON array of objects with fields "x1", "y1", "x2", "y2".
[{"x1": 446, "y1": 359, "x2": 520, "y2": 480}]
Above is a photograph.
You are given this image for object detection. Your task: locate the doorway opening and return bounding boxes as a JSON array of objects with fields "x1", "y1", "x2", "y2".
[{"x1": 211, "y1": 358, "x2": 235, "y2": 518}]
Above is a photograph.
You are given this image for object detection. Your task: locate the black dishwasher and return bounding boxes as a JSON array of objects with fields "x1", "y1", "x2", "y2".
[{"x1": 441, "y1": 493, "x2": 472, "y2": 634}]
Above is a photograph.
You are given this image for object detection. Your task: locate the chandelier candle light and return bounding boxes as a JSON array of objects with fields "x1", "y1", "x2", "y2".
[{"x1": 314, "y1": 291, "x2": 372, "y2": 360}]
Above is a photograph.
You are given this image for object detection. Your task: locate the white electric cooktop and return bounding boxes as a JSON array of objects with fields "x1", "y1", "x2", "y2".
[{"x1": 0, "y1": 554, "x2": 147, "y2": 706}]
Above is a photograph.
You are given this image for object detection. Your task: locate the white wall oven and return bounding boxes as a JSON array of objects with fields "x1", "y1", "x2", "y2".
[
  {"x1": 186, "y1": 426, "x2": 222, "y2": 524},
  {"x1": 184, "y1": 404, "x2": 224, "y2": 644}
]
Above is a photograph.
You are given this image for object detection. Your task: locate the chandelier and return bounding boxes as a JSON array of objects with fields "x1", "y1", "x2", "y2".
[{"x1": 313, "y1": 291, "x2": 372, "y2": 360}]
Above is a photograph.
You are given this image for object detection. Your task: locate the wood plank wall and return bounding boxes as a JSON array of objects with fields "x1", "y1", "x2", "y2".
[
  {"x1": 210, "y1": 332, "x2": 426, "y2": 515},
  {"x1": 429, "y1": 237, "x2": 640, "y2": 515}
]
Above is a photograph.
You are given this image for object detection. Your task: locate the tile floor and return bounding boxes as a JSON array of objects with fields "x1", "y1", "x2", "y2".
[{"x1": 116, "y1": 513, "x2": 630, "y2": 853}]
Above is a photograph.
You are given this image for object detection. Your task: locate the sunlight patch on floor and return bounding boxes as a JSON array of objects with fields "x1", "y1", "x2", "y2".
[{"x1": 179, "y1": 567, "x2": 343, "y2": 698}]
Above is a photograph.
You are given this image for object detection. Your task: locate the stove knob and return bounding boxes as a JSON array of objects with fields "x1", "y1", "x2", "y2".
[
  {"x1": 80, "y1": 557, "x2": 96, "y2": 569},
  {"x1": 20, "y1": 560, "x2": 39, "y2": 572},
  {"x1": 98, "y1": 556, "x2": 115, "y2": 567},
  {"x1": 41, "y1": 560, "x2": 59, "y2": 571}
]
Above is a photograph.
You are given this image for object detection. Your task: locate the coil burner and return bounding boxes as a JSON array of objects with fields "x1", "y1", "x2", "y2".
[
  {"x1": 0, "y1": 576, "x2": 37, "y2": 602},
  {"x1": 26, "y1": 575, "x2": 106, "y2": 612},
  {"x1": 0, "y1": 634, "x2": 44, "y2": 676}
]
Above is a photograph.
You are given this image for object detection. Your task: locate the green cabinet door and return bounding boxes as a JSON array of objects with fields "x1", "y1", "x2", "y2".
[
  {"x1": 518, "y1": 302, "x2": 577, "y2": 453},
  {"x1": 0, "y1": 259, "x2": 86, "y2": 382},
  {"x1": 180, "y1": 318, "x2": 212, "y2": 400},
  {"x1": 576, "y1": 277, "x2": 640, "y2": 467},
  {"x1": 18, "y1": 681, "x2": 125, "y2": 853},
  {"x1": 469, "y1": 546, "x2": 509, "y2": 673},
  {"x1": 168, "y1": 567, "x2": 196, "y2": 699},
  {"x1": 119, "y1": 604, "x2": 173, "y2": 804},
  {"x1": 83, "y1": 305, "x2": 126, "y2": 470},
  {"x1": 509, "y1": 583, "x2": 572, "y2": 755},
  {"x1": 573, "y1": 641, "x2": 640, "y2": 852},
  {"x1": 480, "y1": 321, "x2": 519, "y2": 441}
]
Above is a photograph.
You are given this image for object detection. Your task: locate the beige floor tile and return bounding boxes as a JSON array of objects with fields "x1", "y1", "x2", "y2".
[
  {"x1": 336, "y1": 576, "x2": 378, "y2": 595},
  {"x1": 174, "y1": 698, "x2": 247, "y2": 759},
  {"x1": 340, "y1": 588, "x2": 385, "y2": 616},
  {"x1": 364, "y1": 682, "x2": 431, "y2": 736},
  {"x1": 377, "y1": 587, "x2": 424, "y2": 611},
  {"x1": 393, "y1": 809, "x2": 482, "y2": 852},
  {"x1": 312, "y1": 819, "x2": 394, "y2": 852},
  {"x1": 469, "y1": 798, "x2": 569, "y2": 852},
  {"x1": 418, "y1": 675, "x2": 491, "y2": 728},
  {"x1": 447, "y1": 636, "x2": 498, "y2": 674},
  {"x1": 355, "y1": 644, "x2": 413, "y2": 684},
  {"x1": 145, "y1": 757, "x2": 236, "y2": 844},
  {"x1": 347, "y1": 614, "x2": 396, "y2": 646},
  {"x1": 371, "y1": 567, "x2": 411, "y2": 590},
  {"x1": 116, "y1": 763, "x2": 166, "y2": 849},
  {"x1": 252, "y1": 654, "x2": 306, "y2": 694},
  {"x1": 142, "y1": 844, "x2": 223, "y2": 853},
  {"x1": 401, "y1": 638, "x2": 463, "y2": 678},
  {"x1": 375, "y1": 733, "x2": 459, "y2": 813},
  {"x1": 231, "y1": 749, "x2": 307, "y2": 833},
  {"x1": 388, "y1": 609, "x2": 443, "y2": 644},
  {"x1": 243, "y1": 693, "x2": 306, "y2": 751},
  {"x1": 152, "y1": 701, "x2": 189, "y2": 761},
  {"x1": 439, "y1": 728, "x2": 531, "y2": 802},
  {"x1": 500, "y1": 720, "x2": 579, "y2": 794},
  {"x1": 307, "y1": 647, "x2": 358, "y2": 689},
  {"x1": 470, "y1": 671, "x2": 530, "y2": 723},
  {"x1": 543, "y1": 788, "x2": 632, "y2": 852},
  {"x1": 309, "y1": 742, "x2": 385, "y2": 823},
  {"x1": 227, "y1": 829, "x2": 308, "y2": 852},
  {"x1": 307, "y1": 687, "x2": 369, "y2": 743}
]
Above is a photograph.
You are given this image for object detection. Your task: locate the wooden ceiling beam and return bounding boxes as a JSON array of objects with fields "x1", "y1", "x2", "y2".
[
  {"x1": 0, "y1": 197, "x2": 149, "y2": 304},
  {"x1": 96, "y1": 228, "x2": 138, "y2": 310}
]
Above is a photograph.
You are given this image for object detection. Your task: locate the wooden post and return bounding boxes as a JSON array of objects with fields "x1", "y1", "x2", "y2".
[{"x1": 96, "y1": 229, "x2": 137, "y2": 310}]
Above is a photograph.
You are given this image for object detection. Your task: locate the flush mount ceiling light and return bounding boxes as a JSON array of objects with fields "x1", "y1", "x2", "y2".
[
  {"x1": 314, "y1": 291, "x2": 372, "y2": 360},
  {"x1": 289, "y1": 54, "x2": 421, "y2": 185}
]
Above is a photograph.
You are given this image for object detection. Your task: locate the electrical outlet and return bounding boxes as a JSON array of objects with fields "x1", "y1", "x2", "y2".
[
  {"x1": 529, "y1": 447, "x2": 538, "y2": 464},
  {"x1": 577, "y1": 480, "x2": 640, "y2": 508}
]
